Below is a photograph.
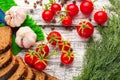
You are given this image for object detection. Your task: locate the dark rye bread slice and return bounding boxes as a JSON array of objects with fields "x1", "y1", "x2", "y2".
[
  {"x1": 0, "y1": 56, "x2": 19, "y2": 80},
  {"x1": 8, "y1": 56, "x2": 28, "y2": 80},
  {"x1": 32, "y1": 68, "x2": 46, "y2": 80},
  {"x1": 25, "y1": 67, "x2": 35, "y2": 80},
  {"x1": 0, "y1": 27, "x2": 12, "y2": 54},
  {"x1": 0, "y1": 49, "x2": 12, "y2": 69}
]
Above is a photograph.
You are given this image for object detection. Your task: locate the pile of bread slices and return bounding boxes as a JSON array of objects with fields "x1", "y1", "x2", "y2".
[{"x1": 0, "y1": 27, "x2": 58, "y2": 80}]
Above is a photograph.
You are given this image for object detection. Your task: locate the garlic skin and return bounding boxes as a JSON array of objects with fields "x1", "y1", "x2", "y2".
[
  {"x1": 5, "y1": 6, "x2": 26, "y2": 27},
  {"x1": 15, "y1": 26, "x2": 37, "y2": 48}
]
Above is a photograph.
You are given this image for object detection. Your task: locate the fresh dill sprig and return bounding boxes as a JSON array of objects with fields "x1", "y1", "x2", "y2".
[{"x1": 74, "y1": 0, "x2": 120, "y2": 80}]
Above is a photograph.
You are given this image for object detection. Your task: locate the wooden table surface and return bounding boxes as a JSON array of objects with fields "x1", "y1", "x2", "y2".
[{"x1": 15, "y1": 0, "x2": 110, "y2": 79}]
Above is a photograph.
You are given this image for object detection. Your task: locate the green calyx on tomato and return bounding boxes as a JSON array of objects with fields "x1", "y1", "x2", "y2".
[
  {"x1": 61, "y1": 51, "x2": 74, "y2": 65},
  {"x1": 33, "y1": 55, "x2": 48, "y2": 71},
  {"x1": 43, "y1": 0, "x2": 55, "y2": 10},
  {"x1": 76, "y1": 21, "x2": 94, "y2": 38},
  {"x1": 36, "y1": 44, "x2": 49, "y2": 57},
  {"x1": 24, "y1": 50, "x2": 37, "y2": 67},
  {"x1": 78, "y1": 21, "x2": 91, "y2": 33},
  {"x1": 47, "y1": 31, "x2": 62, "y2": 46},
  {"x1": 61, "y1": 15, "x2": 72, "y2": 27},
  {"x1": 58, "y1": 40, "x2": 71, "y2": 51}
]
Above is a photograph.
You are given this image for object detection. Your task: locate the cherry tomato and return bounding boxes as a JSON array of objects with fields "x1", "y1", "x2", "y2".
[
  {"x1": 66, "y1": 4, "x2": 79, "y2": 17},
  {"x1": 80, "y1": 0, "x2": 94, "y2": 15},
  {"x1": 47, "y1": 31, "x2": 62, "y2": 46},
  {"x1": 24, "y1": 52, "x2": 37, "y2": 67},
  {"x1": 42, "y1": 10, "x2": 53, "y2": 22},
  {"x1": 34, "y1": 58, "x2": 47, "y2": 71},
  {"x1": 62, "y1": 16, "x2": 72, "y2": 27},
  {"x1": 94, "y1": 11, "x2": 108, "y2": 25},
  {"x1": 58, "y1": 40, "x2": 71, "y2": 51},
  {"x1": 61, "y1": 52, "x2": 74, "y2": 65},
  {"x1": 36, "y1": 44, "x2": 49, "y2": 57},
  {"x1": 76, "y1": 21, "x2": 94, "y2": 38},
  {"x1": 51, "y1": 3, "x2": 61, "y2": 14}
]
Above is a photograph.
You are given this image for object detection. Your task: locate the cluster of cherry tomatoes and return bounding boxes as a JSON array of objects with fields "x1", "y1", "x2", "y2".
[
  {"x1": 42, "y1": 0, "x2": 79, "y2": 27},
  {"x1": 24, "y1": 31, "x2": 74, "y2": 71},
  {"x1": 42, "y1": 0, "x2": 108, "y2": 27},
  {"x1": 47, "y1": 31, "x2": 74, "y2": 65},
  {"x1": 80, "y1": 0, "x2": 108, "y2": 25},
  {"x1": 76, "y1": 0, "x2": 108, "y2": 38},
  {"x1": 24, "y1": 0, "x2": 109, "y2": 71}
]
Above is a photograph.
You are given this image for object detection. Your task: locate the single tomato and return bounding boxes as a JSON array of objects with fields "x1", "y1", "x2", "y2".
[
  {"x1": 94, "y1": 11, "x2": 108, "y2": 25},
  {"x1": 66, "y1": 4, "x2": 79, "y2": 17},
  {"x1": 24, "y1": 52, "x2": 37, "y2": 67},
  {"x1": 76, "y1": 21, "x2": 94, "y2": 38},
  {"x1": 36, "y1": 44, "x2": 49, "y2": 57},
  {"x1": 47, "y1": 31, "x2": 62, "y2": 46},
  {"x1": 51, "y1": 3, "x2": 61, "y2": 14},
  {"x1": 42, "y1": 10, "x2": 53, "y2": 22},
  {"x1": 80, "y1": 0, "x2": 94, "y2": 15},
  {"x1": 62, "y1": 16, "x2": 72, "y2": 27},
  {"x1": 34, "y1": 58, "x2": 47, "y2": 71},
  {"x1": 61, "y1": 52, "x2": 74, "y2": 65}
]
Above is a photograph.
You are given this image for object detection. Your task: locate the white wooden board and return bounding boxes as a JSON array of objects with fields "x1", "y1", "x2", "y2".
[{"x1": 15, "y1": 0, "x2": 111, "y2": 80}]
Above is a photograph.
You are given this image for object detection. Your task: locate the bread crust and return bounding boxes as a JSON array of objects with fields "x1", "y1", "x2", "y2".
[
  {"x1": 0, "y1": 56, "x2": 19, "y2": 80},
  {"x1": 0, "y1": 49, "x2": 12, "y2": 69}
]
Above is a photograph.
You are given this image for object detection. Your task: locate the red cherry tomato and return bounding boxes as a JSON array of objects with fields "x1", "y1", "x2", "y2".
[
  {"x1": 58, "y1": 40, "x2": 71, "y2": 51},
  {"x1": 51, "y1": 3, "x2": 61, "y2": 14},
  {"x1": 66, "y1": 4, "x2": 79, "y2": 17},
  {"x1": 94, "y1": 11, "x2": 108, "y2": 25},
  {"x1": 62, "y1": 16, "x2": 72, "y2": 27},
  {"x1": 36, "y1": 44, "x2": 49, "y2": 57},
  {"x1": 61, "y1": 52, "x2": 74, "y2": 65},
  {"x1": 76, "y1": 21, "x2": 94, "y2": 38},
  {"x1": 34, "y1": 58, "x2": 47, "y2": 71},
  {"x1": 24, "y1": 52, "x2": 37, "y2": 67},
  {"x1": 80, "y1": 0, "x2": 94, "y2": 15},
  {"x1": 47, "y1": 31, "x2": 62, "y2": 46},
  {"x1": 42, "y1": 10, "x2": 53, "y2": 22}
]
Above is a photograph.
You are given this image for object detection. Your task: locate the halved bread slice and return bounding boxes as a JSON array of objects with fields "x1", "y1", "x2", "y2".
[
  {"x1": 0, "y1": 27, "x2": 12, "y2": 54},
  {"x1": 0, "y1": 49, "x2": 12, "y2": 69},
  {"x1": 32, "y1": 68, "x2": 46, "y2": 80},
  {"x1": 0, "y1": 56, "x2": 19, "y2": 80},
  {"x1": 8, "y1": 56, "x2": 28, "y2": 80},
  {"x1": 25, "y1": 67, "x2": 35, "y2": 80}
]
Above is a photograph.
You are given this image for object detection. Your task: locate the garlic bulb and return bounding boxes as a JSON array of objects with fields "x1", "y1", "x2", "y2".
[
  {"x1": 15, "y1": 26, "x2": 37, "y2": 48},
  {"x1": 5, "y1": 6, "x2": 26, "y2": 27}
]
